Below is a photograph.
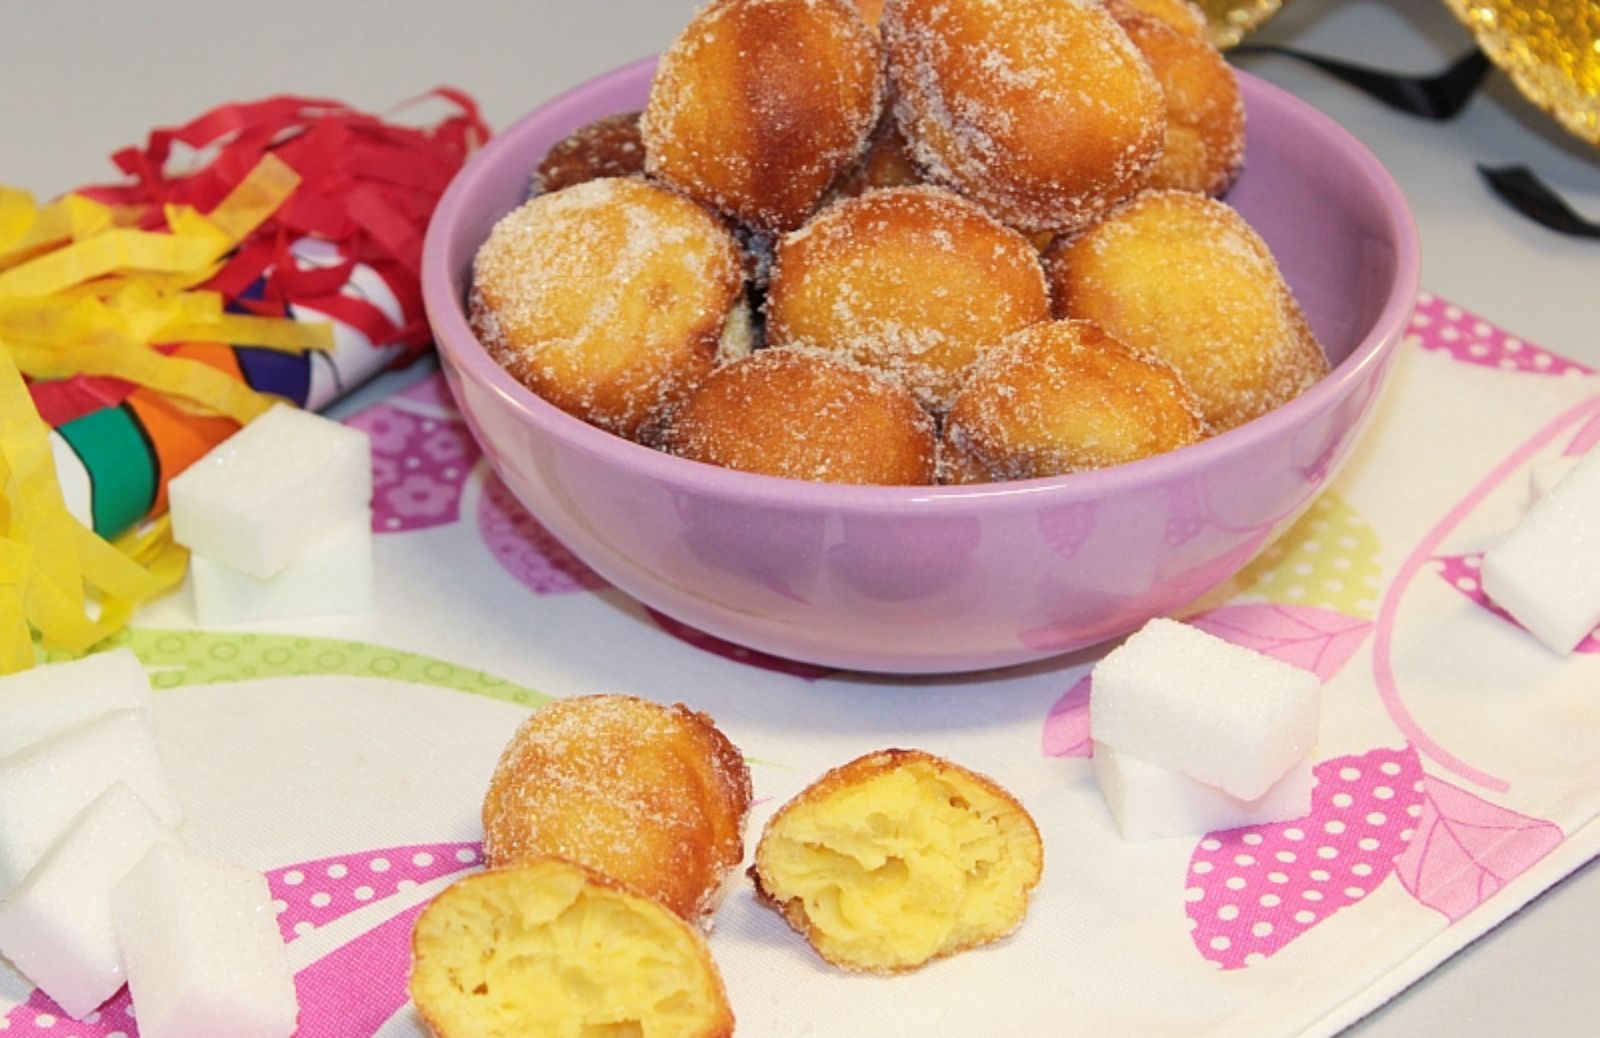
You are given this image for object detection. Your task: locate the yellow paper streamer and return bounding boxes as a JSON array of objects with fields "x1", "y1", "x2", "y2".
[
  {"x1": 0, "y1": 188, "x2": 36, "y2": 259},
  {"x1": 0, "y1": 153, "x2": 330, "y2": 669},
  {"x1": 0, "y1": 536, "x2": 33, "y2": 674}
]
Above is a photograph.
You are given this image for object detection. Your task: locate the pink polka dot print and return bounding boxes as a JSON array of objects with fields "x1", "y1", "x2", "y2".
[
  {"x1": 477, "y1": 473, "x2": 608, "y2": 594},
  {"x1": 267, "y1": 841, "x2": 483, "y2": 942},
  {"x1": 1408, "y1": 293, "x2": 1592, "y2": 376},
  {"x1": 347, "y1": 405, "x2": 481, "y2": 533},
  {"x1": 1432, "y1": 553, "x2": 1600, "y2": 653},
  {"x1": 1185, "y1": 745, "x2": 1424, "y2": 969},
  {"x1": 4, "y1": 987, "x2": 135, "y2": 1037}
]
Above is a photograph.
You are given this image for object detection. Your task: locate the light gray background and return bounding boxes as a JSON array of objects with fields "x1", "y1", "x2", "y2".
[{"x1": 2, "y1": 2, "x2": 1596, "y2": 1033}]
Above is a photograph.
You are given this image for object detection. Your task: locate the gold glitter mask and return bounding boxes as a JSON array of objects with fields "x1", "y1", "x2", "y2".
[
  {"x1": 1444, "y1": 0, "x2": 1600, "y2": 145},
  {"x1": 1194, "y1": 0, "x2": 1598, "y2": 147}
]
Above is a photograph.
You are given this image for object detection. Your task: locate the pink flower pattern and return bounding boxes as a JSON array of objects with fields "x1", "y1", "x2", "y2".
[
  {"x1": 476, "y1": 473, "x2": 607, "y2": 595},
  {"x1": 346, "y1": 404, "x2": 480, "y2": 533}
]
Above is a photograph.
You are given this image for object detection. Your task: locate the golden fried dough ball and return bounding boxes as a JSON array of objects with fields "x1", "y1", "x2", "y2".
[
  {"x1": 882, "y1": 0, "x2": 1165, "y2": 234},
  {"x1": 766, "y1": 185, "x2": 1050, "y2": 410},
  {"x1": 751, "y1": 749, "x2": 1044, "y2": 973},
  {"x1": 481, "y1": 694, "x2": 753, "y2": 925},
  {"x1": 1114, "y1": 0, "x2": 1210, "y2": 38},
  {"x1": 531, "y1": 111, "x2": 645, "y2": 195},
  {"x1": 470, "y1": 177, "x2": 745, "y2": 442},
  {"x1": 643, "y1": 0, "x2": 883, "y2": 232},
  {"x1": 1048, "y1": 190, "x2": 1330, "y2": 432},
  {"x1": 1107, "y1": 1, "x2": 1245, "y2": 195},
  {"x1": 944, "y1": 319, "x2": 1207, "y2": 481},
  {"x1": 661, "y1": 347, "x2": 937, "y2": 485},
  {"x1": 410, "y1": 860, "x2": 735, "y2": 1038}
]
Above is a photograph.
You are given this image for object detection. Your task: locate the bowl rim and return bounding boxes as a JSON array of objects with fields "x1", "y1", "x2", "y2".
[{"x1": 423, "y1": 56, "x2": 1421, "y2": 513}]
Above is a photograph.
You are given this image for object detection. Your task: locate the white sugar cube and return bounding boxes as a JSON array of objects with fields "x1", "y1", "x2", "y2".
[
  {"x1": 1530, "y1": 455, "x2": 1581, "y2": 503},
  {"x1": 1090, "y1": 618, "x2": 1320, "y2": 800},
  {"x1": 112, "y1": 842, "x2": 298, "y2": 1038},
  {"x1": 1092, "y1": 741, "x2": 1314, "y2": 842},
  {"x1": 0, "y1": 710, "x2": 182, "y2": 896},
  {"x1": 0, "y1": 784, "x2": 177, "y2": 1018},
  {"x1": 1483, "y1": 447, "x2": 1600, "y2": 653},
  {"x1": 168, "y1": 403, "x2": 372, "y2": 580},
  {"x1": 189, "y1": 516, "x2": 373, "y2": 625},
  {"x1": 0, "y1": 648, "x2": 152, "y2": 760}
]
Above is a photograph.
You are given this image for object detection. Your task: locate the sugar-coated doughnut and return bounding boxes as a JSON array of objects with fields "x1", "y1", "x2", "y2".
[
  {"x1": 765, "y1": 185, "x2": 1050, "y2": 410},
  {"x1": 642, "y1": 0, "x2": 883, "y2": 232},
  {"x1": 882, "y1": 0, "x2": 1165, "y2": 234},
  {"x1": 470, "y1": 177, "x2": 745, "y2": 442},
  {"x1": 410, "y1": 860, "x2": 735, "y2": 1038},
  {"x1": 943, "y1": 319, "x2": 1208, "y2": 482},
  {"x1": 531, "y1": 111, "x2": 645, "y2": 195},
  {"x1": 750, "y1": 749, "x2": 1044, "y2": 973},
  {"x1": 481, "y1": 694, "x2": 753, "y2": 925},
  {"x1": 1048, "y1": 190, "x2": 1329, "y2": 432},
  {"x1": 1107, "y1": 1, "x2": 1245, "y2": 196},
  {"x1": 661, "y1": 347, "x2": 938, "y2": 484}
]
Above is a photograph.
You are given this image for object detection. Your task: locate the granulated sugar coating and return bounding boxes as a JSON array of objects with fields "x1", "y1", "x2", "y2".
[
  {"x1": 1048, "y1": 190, "x2": 1329, "y2": 432},
  {"x1": 661, "y1": 346, "x2": 938, "y2": 484},
  {"x1": 469, "y1": 177, "x2": 743, "y2": 441},
  {"x1": 1108, "y1": 0, "x2": 1245, "y2": 196},
  {"x1": 530, "y1": 111, "x2": 646, "y2": 195},
  {"x1": 480, "y1": 694, "x2": 753, "y2": 926},
  {"x1": 882, "y1": 0, "x2": 1165, "y2": 234},
  {"x1": 944, "y1": 319, "x2": 1207, "y2": 481},
  {"x1": 766, "y1": 185, "x2": 1051, "y2": 412},
  {"x1": 642, "y1": 0, "x2": 883, "y2": 232},
  {"x1": 469, "y1": 0, "x2": 1327, "y2": 486}
]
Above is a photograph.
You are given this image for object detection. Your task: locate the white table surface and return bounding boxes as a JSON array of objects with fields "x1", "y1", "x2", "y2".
[{"x1": 3, "y1": 2, "x2": 1596, "y2": 1034}]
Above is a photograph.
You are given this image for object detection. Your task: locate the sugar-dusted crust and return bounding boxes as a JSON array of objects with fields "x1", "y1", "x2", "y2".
[
  {"x1": 944, "y1": 319, "x2": 1208, "y2": 481},
  {"x1": 470, "y1": 177, "x2": 744, "y2": 441},
  {"x1": 750, "y1": 748, "x2": 1044, "y2": 973},
  {"x1": 410, "y1": 859, "x2": 735, "y2": 1038},
  {"x1": 531, "y1": 111, "x2": 646, "y2": 195},
  {"x1": 481, "y1": 694, "x2": 753, "y2": 926},
  {"x1": 1106, "y1": 0, "x2": 1245, "y2": 197},
  {"x1": 882, "y1": 0, "x2": 1164, "y2": 234},
  {"x1": 642, "y1": 0, "x2": 884, "y2": 232},
  {"x1": 1047, "y1": 190, "x2": 1330, "y2": 433},
  {"x1": 766, "y1": 185, "x2": 1051, "y2": 412},
  {"x1": 660, "y1": 346, "x2": 938, "y2": 485}
]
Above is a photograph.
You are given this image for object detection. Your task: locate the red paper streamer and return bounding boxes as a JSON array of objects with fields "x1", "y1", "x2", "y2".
[{"x1": 80, "y1": 90, "x2": 491, "y2": 362}]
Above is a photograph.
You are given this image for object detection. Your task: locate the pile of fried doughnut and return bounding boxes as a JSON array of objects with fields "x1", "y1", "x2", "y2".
[
  {"x1": 470, "y1": 0, "x2": 1329, "y2": 486},
  {"x1": 407, "y1": 695, "x2": 1044, "y2": 1036}
]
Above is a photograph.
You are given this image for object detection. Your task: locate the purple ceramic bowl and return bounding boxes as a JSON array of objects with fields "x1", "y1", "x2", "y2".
[{"x1": 423, "y1": 56, "x2": 1419, "y2": 674}]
